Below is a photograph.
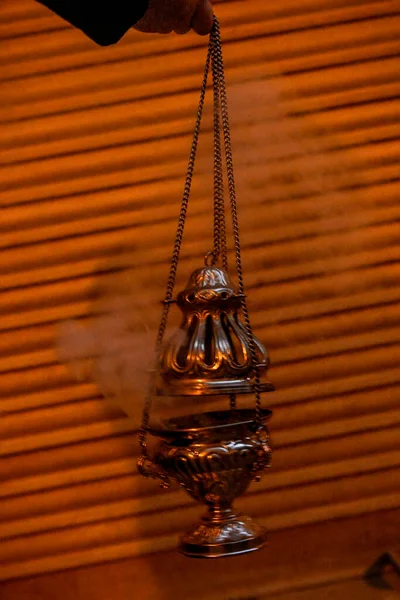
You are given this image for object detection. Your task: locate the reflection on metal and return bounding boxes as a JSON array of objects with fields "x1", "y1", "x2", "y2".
[
  {"x1": 158, "y1": 266, "x2": 274, "y2": 396},
  {"x1": 139, "y1": 409, "x2": 272, "y2": 558},
  {"x1": 138, "y1": 18, "x2": 274, "y2": 558}
]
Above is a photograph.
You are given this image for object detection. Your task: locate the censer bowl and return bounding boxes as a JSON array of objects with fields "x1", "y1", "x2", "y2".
[{"x1": 145, "y1": 408, "x2": 272, "y2": 558}]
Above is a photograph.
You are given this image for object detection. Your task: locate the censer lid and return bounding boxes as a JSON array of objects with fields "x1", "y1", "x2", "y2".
[
  {"x1": 176, "y1": 266, "x2": 240, "y2": 307},
  {"x1": 184, "y1": 265, "x2": 234, "y2": 289}
]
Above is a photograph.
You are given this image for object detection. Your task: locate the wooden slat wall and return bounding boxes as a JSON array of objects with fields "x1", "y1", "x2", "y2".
[
  {"x1": 1, "y1": 0, "x2": 400, "y2": 589},
  {"x1": 1, "y1": 509, "x2": 400, "y2": 600}
]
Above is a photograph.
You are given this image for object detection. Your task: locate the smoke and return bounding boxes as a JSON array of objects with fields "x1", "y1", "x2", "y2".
[
  {"x1": 57, "y1": 77, "x2": 355, "y2": 424},
  {"x1": 226, "y1": 79, "x2": 353, "y2": 204},
  {"x1": 58, "y1": 265, "x2": 162, "y2": 421}
]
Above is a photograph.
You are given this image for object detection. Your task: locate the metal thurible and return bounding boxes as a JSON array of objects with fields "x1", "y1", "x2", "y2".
[{"x1": 137, "y1": 17, "x2": 274, "y2": 559}]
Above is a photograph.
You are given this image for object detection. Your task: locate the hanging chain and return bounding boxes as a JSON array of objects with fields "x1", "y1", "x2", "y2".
[
  {"x1": 139, "y1": 17, "x2": 264, "y2": 456},
  {"x1": 211, "y1": 31, "x2": 228, "y2": 271},
  {"x1": 139, "y1": 43, "x2": 212, "y2": 457},
  {"x1": 211, "y1": 18, "x2": 262, "y2": 421}
]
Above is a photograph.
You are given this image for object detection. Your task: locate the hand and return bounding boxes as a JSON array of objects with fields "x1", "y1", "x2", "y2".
[{"x1": 134, "y1": 0, "x2": 214, "y2": 36}]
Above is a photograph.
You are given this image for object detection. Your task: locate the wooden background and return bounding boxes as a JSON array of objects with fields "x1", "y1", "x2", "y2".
[{"x1": 1, "y1": 0, "x2": 399, "y2": 597}]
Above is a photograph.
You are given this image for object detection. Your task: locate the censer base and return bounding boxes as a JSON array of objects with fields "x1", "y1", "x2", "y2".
[{"x1": 179, "y1": 509, "x2": 267, "y2": 558}]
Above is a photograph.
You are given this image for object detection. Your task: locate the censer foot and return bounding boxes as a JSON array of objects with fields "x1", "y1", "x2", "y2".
[{"x1": 179, "y1": 507, "x2": 267, "y2": 558}]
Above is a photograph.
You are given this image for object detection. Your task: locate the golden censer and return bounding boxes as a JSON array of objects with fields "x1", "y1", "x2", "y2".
[{"x1": 138, "y1": 18, "x2": 274, "y2": 558}]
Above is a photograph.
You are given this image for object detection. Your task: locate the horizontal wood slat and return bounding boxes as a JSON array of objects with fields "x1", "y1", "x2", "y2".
[
  {"x1": 2, "y1": 468, "x2": 400, "y2": 565},
  {"x1": 1, "y1": 325, "x2": 399, "y2": 402},
  {"x1": 1, "y1": 0, "x2": 399, "y2": 585},
  {"x1": 0, "y1": 280, "x2": 399, "y2": 355},
  {"x1": 2, "y1": 98, "x2": 399, "y2": 170},
  {"x1": 1, "y1": 174, "x2": 399, "y2": 257},
  {"x1": 2, "y1": 444, "x2": 400, "y2": 529},
  {"x1": 2, "y1": 137, "x2": 399, "y2": 208},
  {"x1": 3, "y1": 258, "x2": 400, "y2": 332},
  {"x1": 1, "y1": 176, "x2": 399, "y2": 263},
  {"x1": 3, "y1": 444, "x2": 400, "y2": 539},
  {"x1": 1, "y1": 44, "x2": 399, "y2": 129},
  {"x1": 1, "y1": 509, "x2": 399, "y2": 600},
  {"x1": 1, "y1": 492, "x2": 399, "y2": 582},
  {"x1": 3, "y1": 293, "x2": 400, "y2": 374},
  {"x1": 3, "y1": 17, "x2": 399, "y2": 88},
  {"x1": 3, "y1": 421, "x2": 399, "y2": 505},
  {"x1": 2, "y1": 1, "x2": 399, "y2": 70}
]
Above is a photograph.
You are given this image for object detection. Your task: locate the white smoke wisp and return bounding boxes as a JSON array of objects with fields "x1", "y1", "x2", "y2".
[
  {"x1": 57, "y1": 265, "x2": 165, "y2": 423},
  {"x1": 226, "y1": 79, "x2": 353, "y2": 205},
  {"x1": 58, "y1": 77, "x2": 355, "y2": 424},
  {"x1": 216, "y1": 78, "x2": 361, "y2": 306}
]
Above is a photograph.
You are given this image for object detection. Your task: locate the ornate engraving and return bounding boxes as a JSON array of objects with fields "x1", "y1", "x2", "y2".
[
  {"x1": 141, "y1": 409, "x2": 272, "y2": 557},
  {"x1": 156, "y1": 438, "x2": 265, "y2": 504},
  {"x1": 156, "y1": 267, "x2": 274, "y2": 396},
  {"x1": 184, "y1": 515, "x2": 263, "y2": 545}
]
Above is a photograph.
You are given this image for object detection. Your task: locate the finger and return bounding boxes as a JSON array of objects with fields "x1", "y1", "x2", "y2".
[
  {"x1": 191, "y1": 0, "x2": 214, "y2": 35},
  {"x1": 174, "y1": 23, "x2": 192, "y2": 35},
  {"x1": 134, "y1": 14, "x2": 174, "y2": 34},
  {"x1": 173, "y1": 0, "x2": 198, "y2": 35}
]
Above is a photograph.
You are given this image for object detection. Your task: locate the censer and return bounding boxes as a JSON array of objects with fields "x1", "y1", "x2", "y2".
[{"x1": 138, "y1": 18, "x2": 274, "y2": 558}]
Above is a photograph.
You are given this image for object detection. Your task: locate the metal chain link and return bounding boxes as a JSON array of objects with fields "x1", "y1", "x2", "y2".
[
  {"x1": 211, "y1": 17, "x2": 263, "y2": 421},
  {"x1": 211, "y1": 31, "x2": 228, "y2": 271},
  {"x1": 139, "y1": 17, "x2": 263, "y2": 456},
  {"x1": 139, "y1": 43, "x2": 212, "y2": 456}
]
